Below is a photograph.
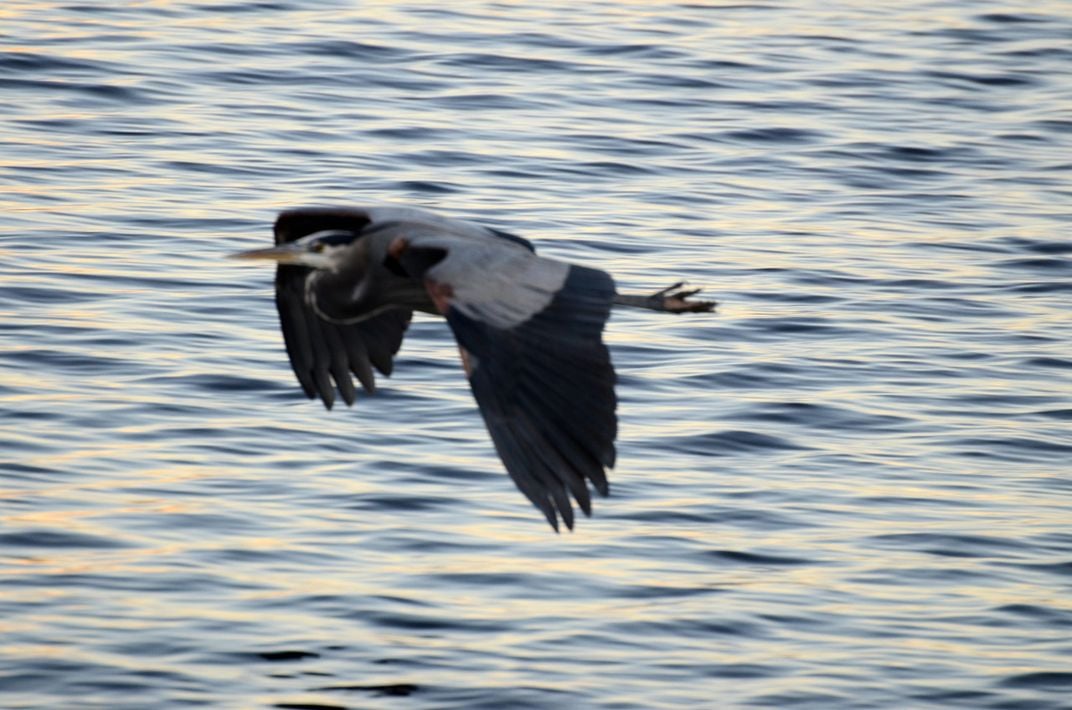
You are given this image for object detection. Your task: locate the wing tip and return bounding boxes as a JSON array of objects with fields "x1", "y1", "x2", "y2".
[{"x1": 536, "y1": 477, "x2": 613, "y2": 532}]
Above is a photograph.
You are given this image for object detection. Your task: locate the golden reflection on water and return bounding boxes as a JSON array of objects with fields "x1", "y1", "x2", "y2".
[{"x1": 2, "y1": 1, "x2": 1069, "y2": 705}]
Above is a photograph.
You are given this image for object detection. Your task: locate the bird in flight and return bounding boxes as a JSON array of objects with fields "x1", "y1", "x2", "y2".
[{"x1": 232, "y1": 205, "x2": 714, "y2": 531}]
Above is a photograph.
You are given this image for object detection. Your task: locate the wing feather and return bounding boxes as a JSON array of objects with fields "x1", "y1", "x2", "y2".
[
  {"x1": 429, "y1": 247, "x2": 617, "y2": 531},
  {"x1": 272, "y1": 210, "x2": 411, "y2": 409},
  {"x1": 341, "y1": 335, "x2": 376, "y2": 392}
]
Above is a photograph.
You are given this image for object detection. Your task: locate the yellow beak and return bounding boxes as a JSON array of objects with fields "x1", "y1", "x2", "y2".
[{"x1": 228, "y1": 244, "x2": 305, "y2": 264}]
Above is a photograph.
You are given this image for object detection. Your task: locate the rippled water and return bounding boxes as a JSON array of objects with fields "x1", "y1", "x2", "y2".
[{"x1": 3, "y1": 1, "x2": 1072, "y2": 708}]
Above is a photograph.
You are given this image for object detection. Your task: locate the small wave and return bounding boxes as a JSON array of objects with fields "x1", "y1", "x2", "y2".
[
  {"x1": 1005, "y1": 237, "x2": 1072, "y2": 255},
  {"x1": 1021, "y1": 356, "x2": 1072, "y2": 370},
  {"x1": 255, "y1": 650, "x2": 320, "y2": 662},
  {"x1": 977, "y1": 12, "x2": 1050, "y2": 24},
  {"x1": 730, "y1": 401, "x2": 910, "y2": 432},
  {"x1": 202, "y1": 2, "x2": 293, "y2": 13},
  {"x1": 998, "y1": 256, "x2": 1072, "y2": 271},
  {"x1": 293, "y1": 39, "x2": 412, "y2": 62},
  {"x1": 0, "y1": 77, "x2": 149, "y2": 103},
  {"x1": 0, "y1": 529, "x2": 130, "y2": 549},
  {"x1": 926, "y1": 69, "x2": 1037, "y2": 87},
  {"x1": 722, "y1": 127, "x2": 824, "y2": 144},
  {"x1": 704, "y1": 549, "x2": 813, "y2": 566},
  {"x1": 1011, "y1": 561, "x2": 1072, "y2": 579},
  {"x1": 0, "y1": 51, "x2": 110, "y2": 73},
  {"x1": 312, "y1": 683, "x2": 417, "y2": 697},
  {"x1": 868, "y1": 532, "x2": 1030, "y2": 558},
  {"x1": 996, "y1": 603, "x2": 1072, "y2": 628},
  {"x1": 665, "y1": 429, "x2": 803, "y2": 456},
  {"x1": 955, "y1": 435, "x2": 1072, "y2": 461},
  {"x1": 1000, "y1": 671, "x2": 1072, "y2": 689},
  {"x1": 364, "y1": 610, "x2": 510, "y2": 633},
  {"x1": 349, "y1": 494, "x2": 455, "y2": 513},
  {"x1": 438, "y1": 52, "x2": 580, "y2": 73}
]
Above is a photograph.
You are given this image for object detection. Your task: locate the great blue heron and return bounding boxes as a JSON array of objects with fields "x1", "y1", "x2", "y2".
[{"x1": 232, "y1": 205, "x2": 714, "y2": 531}]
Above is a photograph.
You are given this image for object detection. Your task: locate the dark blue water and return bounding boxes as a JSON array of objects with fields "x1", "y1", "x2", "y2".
[{"x1": 2, "y1": 1, "x2": 1071, "y2": 708}]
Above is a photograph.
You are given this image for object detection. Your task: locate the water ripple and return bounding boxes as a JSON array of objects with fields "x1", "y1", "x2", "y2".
[{"x1": 2, "y1": 0, "x2": 1070, "y2": 708}]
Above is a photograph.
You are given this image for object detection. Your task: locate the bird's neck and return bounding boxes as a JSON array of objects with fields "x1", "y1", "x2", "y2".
[
  {"x1": 306, "y1": 268, "x2": 432, "y2": 323},
  {"x1": 305, "y1": 268, "x2": 369, "y2": 323}
]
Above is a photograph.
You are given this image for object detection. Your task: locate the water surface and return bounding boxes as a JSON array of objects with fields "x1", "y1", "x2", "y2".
[{"x1": 2, "y1": 1, "x2": 1071, "y2": 708}]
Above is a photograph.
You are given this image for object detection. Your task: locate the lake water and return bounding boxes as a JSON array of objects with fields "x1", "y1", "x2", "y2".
[{"x1": 2, "y1": 1, "x2": 1071, "y2": 708}]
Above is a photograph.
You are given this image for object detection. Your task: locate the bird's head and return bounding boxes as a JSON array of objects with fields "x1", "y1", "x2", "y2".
[{"x1": 229, "y1": 229, "x2": 361, "y2": 271}]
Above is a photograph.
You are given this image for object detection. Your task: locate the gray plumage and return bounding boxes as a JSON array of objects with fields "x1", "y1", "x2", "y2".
[{"x1": 232, "y1": 205, "x2": 714, "y2": 531}]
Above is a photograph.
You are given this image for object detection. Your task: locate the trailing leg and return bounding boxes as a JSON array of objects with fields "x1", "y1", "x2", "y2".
[{"x1": 613, "y1": 282, "x2": 716, "y2": 313}]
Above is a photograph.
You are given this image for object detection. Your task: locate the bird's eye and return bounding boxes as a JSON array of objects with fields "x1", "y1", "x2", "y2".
[{"x1": 312, "y1": 243, "x2": 325, "y2": 253}]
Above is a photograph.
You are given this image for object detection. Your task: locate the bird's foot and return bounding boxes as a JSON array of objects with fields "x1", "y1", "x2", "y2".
[{"x1": 645, "y1": 282, "x2": 717, "y2": 313}]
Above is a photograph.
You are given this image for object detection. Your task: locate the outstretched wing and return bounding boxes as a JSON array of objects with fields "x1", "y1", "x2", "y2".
[
  {"x1": 273, "y1": 208, "x2": 411, "y2": 409},
  {"x1": 400, "y1": 235, "x2": 617, "y2": 531}
]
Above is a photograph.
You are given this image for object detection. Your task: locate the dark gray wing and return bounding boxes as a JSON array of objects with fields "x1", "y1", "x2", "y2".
[
  {"x1": 274, "y1": 266, "x2": 410, "y2": 409},
  {"x1": 404, "y1": 236, "x2": 616, "y2": 531},
  {"x1": 273, "y1": 208, "x2": 411, "y2": 409}
]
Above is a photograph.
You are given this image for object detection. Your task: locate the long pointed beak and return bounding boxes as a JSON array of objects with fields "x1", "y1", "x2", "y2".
[{"x1": 228, "y1": 244, "x2": 305, "y2": 264}]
